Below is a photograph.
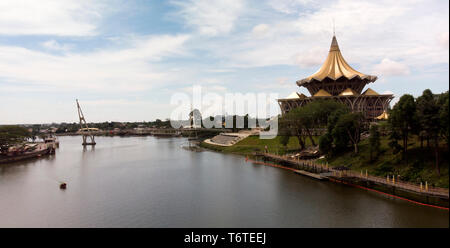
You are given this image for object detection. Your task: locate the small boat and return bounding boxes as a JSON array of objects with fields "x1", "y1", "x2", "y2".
[{"x1": 60, "y1": 182, "x2": 67, "y2": 190}]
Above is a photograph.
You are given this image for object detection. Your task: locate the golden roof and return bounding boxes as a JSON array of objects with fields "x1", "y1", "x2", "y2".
[
  {"x1": 339, "y1": 88, "x2": 359, "y2": 96},
  {"x1": 362, "y1": 88, "x2": 379, "y2": 96},
  {"x1": 375, "y1": 111, "x2": 389, "y2": 120},
  {"x1": 313, "y1": 89, "x2": 332, "y2": 97},
  {"x1": 298, "y1": 36, "x2": 377, "y2": 85}
]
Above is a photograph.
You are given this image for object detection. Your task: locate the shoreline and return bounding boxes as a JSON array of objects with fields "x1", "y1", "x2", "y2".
[{"x1": 200, "y1": 140, "x2": 449, "y2": 209}]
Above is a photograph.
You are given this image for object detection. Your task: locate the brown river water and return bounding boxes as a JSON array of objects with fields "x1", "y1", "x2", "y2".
[{"x1": 0, "y1": 136, "x2": 448, "y2": 227}]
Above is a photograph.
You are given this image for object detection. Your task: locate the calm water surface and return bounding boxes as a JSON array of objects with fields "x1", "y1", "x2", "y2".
[{"x1": 0, "y1": 136, "x2": 448, "y2": 227}]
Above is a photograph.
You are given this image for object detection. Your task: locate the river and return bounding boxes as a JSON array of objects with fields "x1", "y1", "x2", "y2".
[{"x1": 0, "y1": 136, "x2": 448, "y2": 227}]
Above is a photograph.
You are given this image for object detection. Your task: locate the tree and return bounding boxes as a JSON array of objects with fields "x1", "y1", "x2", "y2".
[
  {"x1": 369, "y1": 124, "x2": 381, "y2": 161},
  {"x1": 389, "y1": 94, "x2": 417, "y2": 164},
  {"x1": 332, "y1": 112, "x2": 364, "y2": 154},
  {"x1": 319, "y1": 133, "x2": 333, "y2": 156},
  {"x1": 0, "y1": 125, "x2": 30, "y2": 154},
  {"x1": 416, "y1": 89, "x2": 441, "y2": 175},
  {"x1": 438, "y1": 91, "x2": 449, "y2": 146},
  {"x1": 279, "y1": 135, "x2": 290, "y2": 154},
  {"x1": 279, "y1": 99, "x2": 348, "y2": 151},
  {"x1": 279, "y1": 108, "x2": 308, "y2": 150},
  {"x1": 279, "y1": 135, "x2": 290, "y2": 147}
]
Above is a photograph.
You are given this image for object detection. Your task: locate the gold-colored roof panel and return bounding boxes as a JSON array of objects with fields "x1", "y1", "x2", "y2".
[
  {"x1": 362, "y1": 88, "x2": 379, "y2": 96},
  {"x1": 313, "y1": 89, "x2": 332, "y2": 97},
  {"x1": 339, "y1": 88, "x2": 359, "y2": 96},
  {"x1": 298, "y1": 36, "x2": 377, "y2": 85},
  {"x1": 376, "y1": 111, "x2": 389, "y2": 120}
]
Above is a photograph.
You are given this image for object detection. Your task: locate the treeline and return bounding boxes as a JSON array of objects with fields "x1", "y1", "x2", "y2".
[
  {"x1": 279, "y1": 89, "x2": 449, "y2": 176},
  {"x1": 279, "y1": 99, "x2": 364, "y2": 154},
  {"x1": 388, "y1": 90, "x2": 448, "y2": 175},
  {"x1": 22, "y1": 119, "x2": 174, "y2": 134}
]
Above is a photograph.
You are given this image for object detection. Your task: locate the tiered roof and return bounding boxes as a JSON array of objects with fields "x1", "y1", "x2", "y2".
[
  {"x1": 362, "y1": 88, "x2": 379, "y2": 96},
  {"x1": 297, "y1": 36, "x2": 377, "y2": 85},
  {"x1": 339, "y1": 88, "x2": 359, "y2": 96},
  {"x1": 313, "y1": 89, "x2": 332, "y2": 97}
]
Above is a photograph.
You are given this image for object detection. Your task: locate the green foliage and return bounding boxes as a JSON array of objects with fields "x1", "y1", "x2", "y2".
[
  {"x1": 373, "y1": 162, "x2": 394, "y2": 175},
  {"x1": 388, "y1": 128, "x2": 402, "y2": 154},
  {"x1": 321, "y1": 135, "x2": 449, "y2": 188},
  {"x1": 331, "y1": 112, "x2": 364, "y2": 154},
  {"x1": 438, "y1": 91, "x2": 449, "y2": 145},
  {"x1": 279, "y1": 99, "x2": 348, "y2": 150},
  {"x1": 319, "y1": 133, "x2": 333, "y2": 156},
  {"x1": 369, "y1": 124, "x2": 381, "y2": 161},
  {"x1": 389, "y1": 94, "x2": 417, "y2": 162},
  {"x1": 327, "y1": 108, "x2": 349, "y2": 133},
  {"x1": 279, "y1": 135, "x2": 290, "y2": 147}
]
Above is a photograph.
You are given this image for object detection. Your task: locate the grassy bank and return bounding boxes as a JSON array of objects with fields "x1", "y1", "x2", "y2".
[
  {"x1": 201, "y1": 135, "x2": 318, "y2": 155},
  {"x1": 317, "y1": 136, "x2": 449, "y2": 188},
  {"x1": 201, "y1": 135, "x2": 449, "y2": 188}
]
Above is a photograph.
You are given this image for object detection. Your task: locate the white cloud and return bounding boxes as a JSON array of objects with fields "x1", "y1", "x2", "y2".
[
  {"x1": 171, "y1": 0, "x2": 244, "y2": 36},
  {"x1": 41, "y1": 40, "x2": 72, "y2": 51},
  {"x1": 252, "y1": 24, "x2": 269, "y2": 37},
  {"x1": 0, "y1": 0, "x2": 106, "y2": 36},
  {"x1": 208, "y1": 0, "x2": 448, "y2": 71},
  {"x1": 372, "y1": 58, "x2": 410, "y2": 76},
  {"x1": 438, "y1": 32, "x2": 449, "y2": 49},
  {"x1": 268, "y1": 0, "x2": 315, "y2": 14},
  {"x1": 181, "y1": 84, "x2": 228, "y2": 94},
  {"x1": 294, "y1": 47, "x2": 327, "y2": 67},
  {"x1": 0, "y1": 35, "x2": 190, "y2": 92}
]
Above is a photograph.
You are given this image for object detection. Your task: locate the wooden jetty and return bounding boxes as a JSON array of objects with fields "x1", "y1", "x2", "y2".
[{"x1": 294, "y1": 169, "x2": 326, "y2": 180}]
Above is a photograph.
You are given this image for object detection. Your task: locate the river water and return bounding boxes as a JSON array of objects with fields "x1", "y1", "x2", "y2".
[{"x1": 0, "y1": 136, "x2": 448, "y2": 227}]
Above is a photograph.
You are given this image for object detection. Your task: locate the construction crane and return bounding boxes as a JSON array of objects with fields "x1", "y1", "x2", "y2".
[{"x1": 76, "y1": 99, "x2": 96, "y2": 146}]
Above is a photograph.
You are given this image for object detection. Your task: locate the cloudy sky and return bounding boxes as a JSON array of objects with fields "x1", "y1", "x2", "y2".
[{"x1": 0, "y1": 0, "x2": 448, "y2": 124}]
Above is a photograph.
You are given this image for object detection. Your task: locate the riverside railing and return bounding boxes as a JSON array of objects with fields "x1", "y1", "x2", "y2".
[{"x1": 257, "y1": 152, "x2": 449, "y2": 198}]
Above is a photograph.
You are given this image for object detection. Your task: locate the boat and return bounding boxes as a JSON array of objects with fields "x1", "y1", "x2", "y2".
[{"x1": 0, "y1": 144, "x2": 52, "y2": 164}]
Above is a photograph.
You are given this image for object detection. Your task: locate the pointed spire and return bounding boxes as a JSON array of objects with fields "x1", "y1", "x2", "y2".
[
  {"x1": 297, "y1": 34, "x2": 378, "y2": 87},
  {"x1": 330, "y1": 35, "x2": 339, "y2": 52}
]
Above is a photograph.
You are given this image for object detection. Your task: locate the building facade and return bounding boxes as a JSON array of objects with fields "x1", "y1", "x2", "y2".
[{"x1": 278, "y1": 35, "x2": 393, "y2": 120}]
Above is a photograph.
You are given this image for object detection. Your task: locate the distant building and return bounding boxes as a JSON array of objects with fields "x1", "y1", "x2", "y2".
[{"x1": 278, "y1": 35, "x2": 393, "y2": 120}]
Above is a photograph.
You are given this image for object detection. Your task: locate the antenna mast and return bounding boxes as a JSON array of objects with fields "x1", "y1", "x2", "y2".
[{"x1": 332, "y1": 18, "x2": 335, "y2": 36}]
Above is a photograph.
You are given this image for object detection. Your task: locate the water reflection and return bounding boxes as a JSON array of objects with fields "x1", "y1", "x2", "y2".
[{"x1": 0, "y1": 136, "x2": 448, "y2": 227}]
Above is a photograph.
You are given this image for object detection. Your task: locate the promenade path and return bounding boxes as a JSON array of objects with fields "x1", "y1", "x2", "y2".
[{"x1": 255, "y1": 152, "x2": 449, "y2": 199}]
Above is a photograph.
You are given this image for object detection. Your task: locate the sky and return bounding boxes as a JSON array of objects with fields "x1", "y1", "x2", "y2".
[{"x1": 0, "y1": 0, "x2": 448, "y2": 124}]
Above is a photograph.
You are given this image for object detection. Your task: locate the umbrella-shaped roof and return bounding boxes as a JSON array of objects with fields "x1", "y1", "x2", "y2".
[{"x1": 297, "y1": 36, "x2": 377, "y2": 85}]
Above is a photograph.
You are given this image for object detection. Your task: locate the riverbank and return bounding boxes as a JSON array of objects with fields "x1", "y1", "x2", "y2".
[
  {"x1": 251, "y1": 152, "x2": 448, "y2": 208},
  {"x1": 200, "y1": 136, "x2": 449, "y2": 209},
  {"x1": 201, "y1": 135, "x2": 449, "y2": 188},
  {"x1": 317, "y1": 136, "x2": 449, "y2": 189}
]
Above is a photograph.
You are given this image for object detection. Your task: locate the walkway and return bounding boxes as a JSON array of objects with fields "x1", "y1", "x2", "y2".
[{"x1": 255, "y1": 152, "x2": 449, "y2": 199}]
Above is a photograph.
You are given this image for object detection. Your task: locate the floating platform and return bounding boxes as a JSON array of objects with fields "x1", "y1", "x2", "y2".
[{"x1": 294, "y1": 169, "x2": 327, "y2": 180}]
